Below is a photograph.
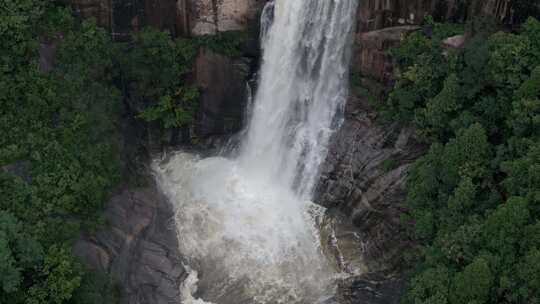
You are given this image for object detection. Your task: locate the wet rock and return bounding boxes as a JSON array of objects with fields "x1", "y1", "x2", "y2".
[
  {"x1": 73, "y1": 185, "x2": 185, "y2": 304},
  {"x1": 315, "y1": 94, "x2": 425, "y2": 271},
  {"x1": 194, "y1": 48, "x2": 252, "y2": 138},
  {"x1": 336, "y1": 273, "x2": 405, "y2": 304}
]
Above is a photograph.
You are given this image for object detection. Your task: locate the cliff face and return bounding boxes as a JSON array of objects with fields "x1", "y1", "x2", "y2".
[
  {"x1": 69, "y1": 0, "x2": 266, "y2": 36},
  {"x1": 187, "y1": 0, "x2": 266, "y2": 35},
  {"x1": 356, "y1": 0, "x2": 514, "y2": 33}
]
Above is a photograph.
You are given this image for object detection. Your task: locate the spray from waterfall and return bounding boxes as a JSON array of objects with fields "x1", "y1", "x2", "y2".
[{"x1": 154, "y1": 0, "x2": 358, "y2": 303}]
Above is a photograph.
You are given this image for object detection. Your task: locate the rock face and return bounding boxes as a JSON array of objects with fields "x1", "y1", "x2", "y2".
[
  {"x1": 356, "y1": 0, "x2": 516, "y2": 33},
  {"x1": 336, "y1": 273, "x2": 405, "y2": 304},
  {"x1": 74, "y1": 185, "x2": 186, "y2": 304},
  {"x1": 315, "y1": 90, "x2": 424, "y2": 304},
  {"x1": 316, "y1": 94, "x2": 425, "y2": 272},
  {"x1": 353, "y1": 25, "x2": 419, "y2": 85},
  {"x1": 188, "y1": 0, "x2": 266, "y2": 35},
  {"x1": 69, "y1": 0, "x2": 267, "y2": 37},
  {"x1": 194, "y1": 48, "x2": 252, "y2": 137}
]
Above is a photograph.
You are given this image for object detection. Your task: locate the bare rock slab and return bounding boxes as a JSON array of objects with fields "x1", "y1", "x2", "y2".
[{"x1": 74, "y1": 185, "x2": 185, "y2": 304}]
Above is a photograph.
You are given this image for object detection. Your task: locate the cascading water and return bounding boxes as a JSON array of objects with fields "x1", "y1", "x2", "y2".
[{"x1": 153, "y1": 1, "x2": 358, "y2": 303}]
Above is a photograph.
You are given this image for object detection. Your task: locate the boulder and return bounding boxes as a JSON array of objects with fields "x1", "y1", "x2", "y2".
[{"x1": 442, "y1": 34, "x2": 466, "y2": 49}]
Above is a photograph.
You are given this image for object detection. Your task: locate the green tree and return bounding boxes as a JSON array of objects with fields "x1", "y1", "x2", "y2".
[{"x1": 394, "y1": 17, "x2": 540, "y2": 304}]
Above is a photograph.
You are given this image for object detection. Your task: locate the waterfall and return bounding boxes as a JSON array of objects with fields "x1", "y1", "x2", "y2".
[
  {"x1": 240, "y1": 0, "x2": 357, "y2": 198},
  {"x1": 154, "y1": 0, "x2": 358, "y2": 303}
]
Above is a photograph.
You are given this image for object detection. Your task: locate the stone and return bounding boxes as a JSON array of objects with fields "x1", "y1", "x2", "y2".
[
  {"x1": 194, "y1": 48, "x2": 252, "y2": 138},
  {"x1": 355, "y1": 0, "x2": 514, "y2": 33},
  {"x1": 74, "y1": 185, "x2": 185, "y2": 304},
  {"x1": 353, "y1": 25, "x2": 419, "y2": 84},
  {"x1": 315, "y1": 94, "x2": 425, "y2": 271},
  {"x1": 442, "y1": 34, "x2": 467, "y2": 49},
  {"x1": 73, "y1": 240, "x2": 111, "y2": 271},
  {"x1": 189, "y1": 0, "x2": 267, "y2": 36},
  {"x1": 2, "y1": 161, "x2": 32, "y2": 183},
  {"x1": 189, "y1": 0, "x2": 217, "y2": 35},
  {"x1": 336, "y1": 272, "x2": 405, "y2": 304},
  {"x1": 216, "y1": 0, "x2": 262, "y2": 32}
]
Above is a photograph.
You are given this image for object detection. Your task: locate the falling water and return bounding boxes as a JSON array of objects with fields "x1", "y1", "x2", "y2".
[{"x1": 154, "y1": 0, "x2": 358, "y2": 303}]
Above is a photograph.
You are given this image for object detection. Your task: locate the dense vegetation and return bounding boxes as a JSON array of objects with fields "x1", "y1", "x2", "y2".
[
  {"x1": 384, "y1": 17, "x2": 540, "y2": 303},
  {"x1": 1, "y1": 2, "x2": 121, "y2": 302},
  {"x1": 0, "y1": 1, "x2": 246, "y2": 302}
]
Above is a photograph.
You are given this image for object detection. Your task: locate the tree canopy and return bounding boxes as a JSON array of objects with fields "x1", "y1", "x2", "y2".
[{"x1": 387, "y1": 17, "x2": 540, "y2": 304}]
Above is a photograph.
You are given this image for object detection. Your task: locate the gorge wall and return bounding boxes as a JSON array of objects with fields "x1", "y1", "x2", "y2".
[{"x1": 68, "y1": 0, "x2": 267, "y2": 36}]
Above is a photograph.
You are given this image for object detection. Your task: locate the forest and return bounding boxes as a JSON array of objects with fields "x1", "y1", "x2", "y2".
[
  {"x1": 385, "y1": 16, "x2": 540, "y2": 304},
  {"x1": 0, "y1": 1, "x2": 243, "y2": 303}
]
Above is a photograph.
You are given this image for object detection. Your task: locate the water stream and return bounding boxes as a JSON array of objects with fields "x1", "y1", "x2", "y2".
[{"x1": 154, "y1": 1, "x2": 359, "y2": 302}]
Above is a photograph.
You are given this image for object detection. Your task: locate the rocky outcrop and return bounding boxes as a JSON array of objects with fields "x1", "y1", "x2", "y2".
[{"x1": 73, "y1": 185, "x2": 185, "y2": 304}]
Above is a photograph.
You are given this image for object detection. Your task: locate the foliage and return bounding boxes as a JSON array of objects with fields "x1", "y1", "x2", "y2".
[
  {"x1": 0, "y1": 0, "x2": 223, "y2": 299},
  {"x1": 0, "y1": 211, "x2": 43, "y2": 295},
  {"x1": 0, "y1": 3, "x2": 120, "y2": 303},
  {"x1": 195, "y1": 30, "x2": 247, "y2": 57},
  {"x1": 391, "y1": 17, "x2": 540, "y2": 304},
  {"x1": 118, "y1": 27, "x2": 198, "y2": 129},
  {"x1": 0, "y1": 0, "x2": 45, "y2": 71},
  {"x1": 139, "y1": 90, "x2": 199, "y2": 128}
]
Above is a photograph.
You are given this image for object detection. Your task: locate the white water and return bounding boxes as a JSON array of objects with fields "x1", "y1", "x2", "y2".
[{"x1": 154, "y1": 1, "x2": 358, "y2": 303}]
